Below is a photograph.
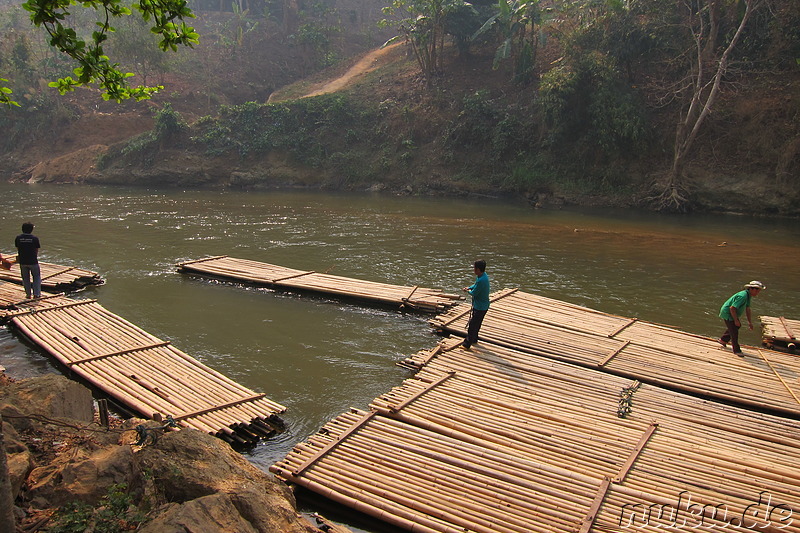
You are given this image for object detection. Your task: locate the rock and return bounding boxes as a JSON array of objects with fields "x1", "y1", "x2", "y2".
[
  {"x1": 1, "y1": 421, "x2": 33, "y2": 499},
  {"x1": 25, "y1": 145, "x2": 109, "y2": 184},
  {"x1": 139, "y1": 493, "x2": 260, "y2": 533},
  {"x1": 0, "y1": 405, "x2": 34, "y2": 435},
  {"x1": 136, "y1": 429, "x2": 317, "y2": 533},
  {"x1": 26, "y1": 444, "x2": 139, "y2": 508},
  {"x1": 0, "y1": 374, "x2": 93, "y2": 424},
  {"x1": 0, "y1": 375, "x2": 338, "y2": 533}
]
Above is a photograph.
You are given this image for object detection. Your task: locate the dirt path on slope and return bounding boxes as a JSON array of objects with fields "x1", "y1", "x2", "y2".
[{"x1": 270, "y1": 43, "x2": 403, "y2": 102}]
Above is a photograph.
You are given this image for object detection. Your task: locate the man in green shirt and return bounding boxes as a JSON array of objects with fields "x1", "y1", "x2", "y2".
[{"x1": 718, "y1": 280, "x2": 765, "y2": 356}]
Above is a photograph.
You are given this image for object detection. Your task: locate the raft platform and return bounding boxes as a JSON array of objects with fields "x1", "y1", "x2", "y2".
[
  {"x1": 761, "y1": 315, "x2": 799, "y2": 353},
  {"x1": 177, "y1": 256, "x2": 462, "y2": 313},
  {"x1": 0, "y1": 255, "x2": 103, "y2": 292},
  {"x1": 273, "y1": 338, "x2": 800, "y2": 533},
  {"x1": 431, "y1": 288, "x2": 800, "y2": 418},
  {"x1": 0, "y1": 281, "x2": 284, "y2": 444}
]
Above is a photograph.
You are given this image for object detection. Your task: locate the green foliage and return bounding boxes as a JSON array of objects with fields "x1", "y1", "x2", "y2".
[
  {"x1": 508, "y1": 158, "x2": 631, "y2": 197},
  {"x1": 539, "y1": 69, "x2": 573, "y2": 126},
  {"x1": 191, "y1": 94, "x2": 368, "y2": 164},
  {"x1": 0, "y1": 78, "x2": 19, "y2": 107},
  {"x1": 215, "y1": 5, "x2": 260, "y2": 56},
  {"x1": 154, "y1": 102, "x2": 186, "y2": 138},
  {"x1": 538, "y1": 52, "x2": 649, "y2": 157},
  {"x1": 472, "y1": 0, "x2": 545, "y2": 82},
  {"x1": 381, "y1": 0, "x2": 468, "y2": 81},
  {"x1": 97, "y1": 103, "x2": 185, "y2": 168},
  {"x1": 446, "y1": 89, "x2": 529, "y2": 163},
  {"x1": 737, "y1": 0, "x2": 800, "y2": 69},
  {"x1": 15, "y1": 0, "x2": 199, "y2": 102},
  {"x1": 561, "y1": 0, "x2": 668, "y2": 83},
  {"x1": 442, "y1": 3, "x2": 481, "y2": 55},
  {"x1": 292, "y1": 0, "x2": 342, "y2": 71},
  {"x1": 50, "y1": 484, "x2": 144, "y2": 533}
]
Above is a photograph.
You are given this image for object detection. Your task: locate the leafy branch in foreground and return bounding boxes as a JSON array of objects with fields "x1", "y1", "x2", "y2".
[
  {"x1": 0, "y1": 79, "x2": 20, "y2": 107},
  {"x1": 18, "y1": 0, "x2": 199, "y2": 102}
]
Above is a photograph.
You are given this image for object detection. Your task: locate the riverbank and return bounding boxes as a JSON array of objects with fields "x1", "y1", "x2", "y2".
[
  {"x1": 0, "y1": 371, "x2": 341, "y2": 533},
  {"x1": 1, "y1": 41, "x2": 797, "y2": 217}
]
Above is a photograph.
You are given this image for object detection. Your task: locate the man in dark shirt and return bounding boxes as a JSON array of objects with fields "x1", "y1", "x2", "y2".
[{"x1": 15, "y1": 222, "x2": 41, "y2": 299}]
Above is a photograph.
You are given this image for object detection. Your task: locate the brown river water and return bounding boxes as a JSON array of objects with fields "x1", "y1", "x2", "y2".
[{"x1": 1, "y1": 183, "x2": 798, "y2": 531}]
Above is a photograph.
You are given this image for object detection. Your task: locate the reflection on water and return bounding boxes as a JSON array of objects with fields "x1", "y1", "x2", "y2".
[{"x1": 1, "y1": 184, "x2": 798, "y2": 530}]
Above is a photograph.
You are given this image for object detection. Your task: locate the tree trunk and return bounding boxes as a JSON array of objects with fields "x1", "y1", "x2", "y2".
[{"x1": 654, "y1": 0, "x2": 762, "y2": 212}]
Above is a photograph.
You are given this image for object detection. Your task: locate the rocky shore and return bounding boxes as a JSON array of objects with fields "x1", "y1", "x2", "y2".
[{"x1": 0, "y1": 372, "x2": 347, "y2": 533}]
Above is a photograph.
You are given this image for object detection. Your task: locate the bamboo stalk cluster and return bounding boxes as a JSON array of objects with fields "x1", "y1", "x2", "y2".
[
  {"x1": 430, "y1": 290, "x2": 800, "y2": 417},
  {"x1": 177, "y1": 256, "x2": 462, "y2": 313},
  {"x1": 273, "y1": 339, "x2": 800, "y2": 532},
  {"x1": 0, "y1": 255, "x2": 103, "y2": 292},
  {"x1": 4, "y1": 290, "x2": 285, "y2": 444}
]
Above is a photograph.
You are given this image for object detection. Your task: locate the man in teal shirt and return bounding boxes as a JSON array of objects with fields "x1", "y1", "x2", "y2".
[
  {"x1": 718, "y1": 280, "x2": 765, "y2": 355},
  {"x1": 462, "y1": 260, "x2": 490, "y2": 349}
]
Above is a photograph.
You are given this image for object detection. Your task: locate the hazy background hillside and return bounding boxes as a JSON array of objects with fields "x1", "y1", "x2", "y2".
[{"x1": 0, "y1": 0, "x2": 798, "y2": 215}]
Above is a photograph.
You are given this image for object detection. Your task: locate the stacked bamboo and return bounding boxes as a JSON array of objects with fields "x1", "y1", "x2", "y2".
[
  {"x1": 761, "y1": 315, "x2": 800, "y2": 353},
  {"x1": 430, "y1": 289, "x2": 800, "y2": 417},
  {"x1": 177, "y1": 256, "x2": 462, "y2": 313},
  {"x1": 5, "y1": 297, "x2": 285, "y2": 444},
  {"x1": 0, "y1": 255, "x2": 103, "y2": 292},
  {"x1": 273, "y1": 340, "x2": 800, "y2": 532}
]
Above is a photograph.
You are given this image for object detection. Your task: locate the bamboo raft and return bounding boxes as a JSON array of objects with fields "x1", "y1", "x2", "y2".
[
  {"x1": 761, "y1": 315, "x2": 799, "y2": 353},
  {"x1": 177, "y1": 256, "x2": 462, "y2": 313},
  {"x1": 430, "y1": 288, "x2": 800, "y2": 418},
  {"x1": 0, "y1": 281, "x2": 75, "y2": 319},
  {"x1": 2, "y1": 285, "x2": 284, "y2": 444},
  {"x1": 0, "y1": 254, "x2": 103, "y2": 292},
  {"x1": 273, "y1": 339, "x2": 800, "y2": 533}
]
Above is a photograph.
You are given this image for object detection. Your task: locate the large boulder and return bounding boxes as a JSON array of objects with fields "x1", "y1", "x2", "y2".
[
  {"x1": 136, "y1": 429, "x2": 317, "y2": 533},
  {"x1": 25, "y1": 444, "x2": 139, "y2": 508},
  {"x1": 0, "y1": 374, "x2": 93, "y2": 424},
  {"x1": 0, "y1": 418, "x2": 33, "y2": 499},
  {"x1": 139, "y1": 493, "x2": 260, "y2": 533}
]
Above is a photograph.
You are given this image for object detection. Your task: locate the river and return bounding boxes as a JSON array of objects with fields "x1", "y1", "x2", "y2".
[{"x1": 1, "y1": 183, "x2": 798, "y2": 530}]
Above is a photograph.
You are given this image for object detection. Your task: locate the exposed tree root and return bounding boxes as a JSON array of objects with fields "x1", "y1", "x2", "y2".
[{"x1": 646, "y1": 180, "x2": 692, "y2": 213}]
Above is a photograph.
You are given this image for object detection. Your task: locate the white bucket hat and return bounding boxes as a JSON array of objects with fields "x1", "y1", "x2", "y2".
[{"x1": 744, "y1": 280, "x2": 766, "y2": 290}]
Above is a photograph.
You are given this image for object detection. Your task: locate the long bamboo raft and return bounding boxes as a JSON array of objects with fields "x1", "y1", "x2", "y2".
[
  {"x1": 273, "y1": 338, "x2": 800, "y2": 533},
  {"x1": 430, "y1": 288, "x2": 800, "y2": 418},
  {"x1": 0, "y1": 282, "x2": 75, "y2": 319},
  {"x1": 0, "y1": 254, "x2": 103, "y2": 292},
  {"x1": 1, "y1": 282, "x2": 284, "y2": 444},
  {"x1": 177, "y1": 256, "x2": 462, "y2": 313},
  {"x1": 761, "y1": 315, "x2": 799, "y2": 353}
]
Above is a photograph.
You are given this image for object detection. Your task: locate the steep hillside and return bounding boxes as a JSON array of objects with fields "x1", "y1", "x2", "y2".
[{"x1": 1, "y1": 10, "x2": 798, "y2": 216}]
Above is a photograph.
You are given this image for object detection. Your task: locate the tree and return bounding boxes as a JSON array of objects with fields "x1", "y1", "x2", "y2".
[
  {"x1": 472, "y1": 0, "x2": 543, "y2": 83},
  {"x1": 1, "y1": 0, "x2": 199, "y2": 106},
  {"x1": 652, "y1": 0, "x2": 765, "y2": 212},
  {"x1": 381, "y1": 0, "x2": 467, "y2": 83},
  {"x1": 291, "y1": 0, "x2": 341, "y2": 74}
]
